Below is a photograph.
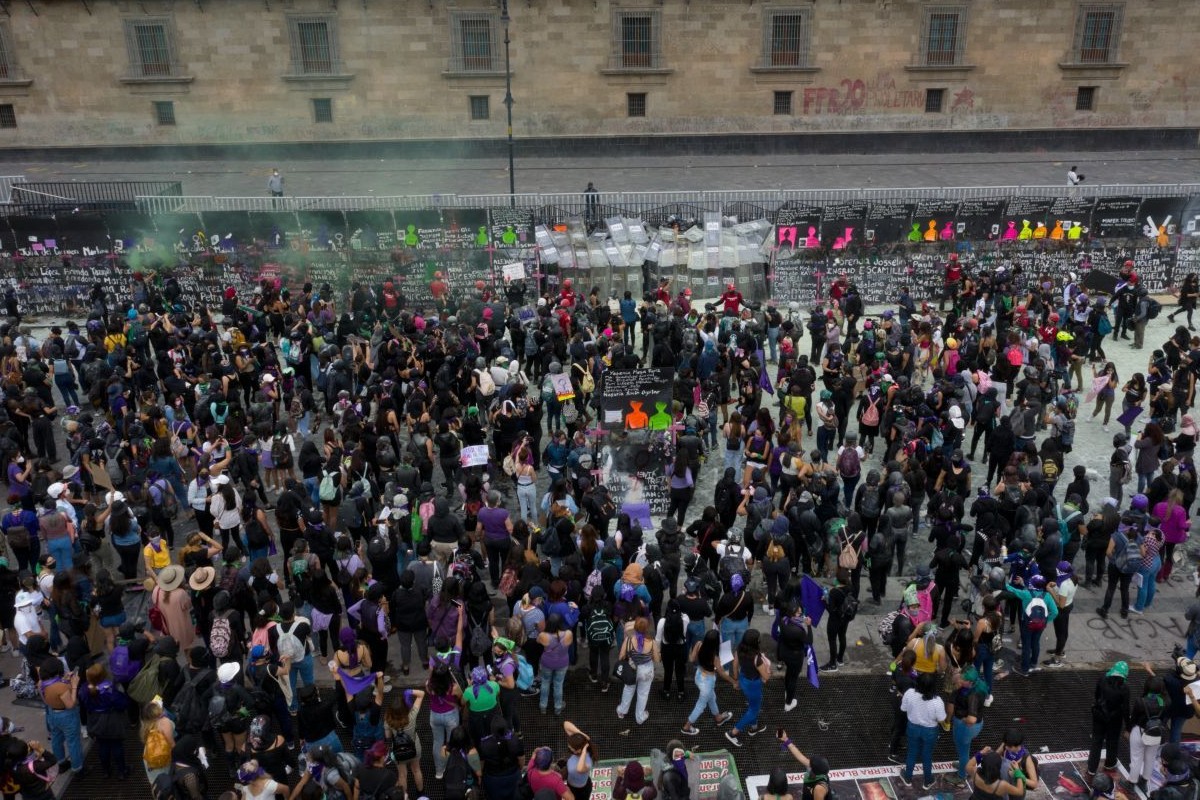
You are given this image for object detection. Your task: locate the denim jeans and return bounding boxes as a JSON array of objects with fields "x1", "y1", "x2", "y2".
[
  {"x1": 539, "y1": 666, "x2": 567, "y2": 713},
  {"x1": 685, "y1": 620, "x2": 706, "y2": 655},
  {"x1": 430, "y1": 708, "x2": 460, "y2": 775},
  {"x1": 55, "y1": 375, "x2": 80, "y2": 408},
  {"x1": 1020, "y1": 625, "x2": 1042, "y2": 673},
  {"x1": 288, "y1": 653, "x2": 315, "y2": 711},
  {"x1": 974, "y1": 643, "x2": 994, "y2": 692},
  {"x1": 952, "y1": 717, "x2": 983, "y2": 778},
  {"x1": 723, "y1": 448, "x2": 743, "y2": 474},
  {"x1": 735, "y1": 676, "x2": 763, "y2": 733},
  {"x1": 720, "y1": 617, "x2": 749, "y2": 649},
  {"x1": 517, "y1": 483, "x2": 538, "y2": 525},
  {"x1": 304, "y1": 729, "x2": 343, "y2": 755},
  {"x1": 767, "y1": 327, "x2": 780, "y2": 362},
  {"x1": 816, "y1": 428, "x2": 835, "y2": 462},
  {"x1": 706, "y1": 414, "x2": 718, "y2": 450},
  {"x1": 617, "y1": 662, "x2": 655, "y2": 724},
  {"x1": 45, "y1": 537, "x2": 74, "y2": 571},
  {"x1": 46, "y1": 706, "x2": 84, "y2": 769},
  {"x1": 688, "y1": 670, "x2": 719, "y2": 724},
  {"x1": 304, "y1": 476, "x2": 320, "y2": 506},
  {"x1": 1135, "y1": 557, "x2": 1162, "y2": 611},
  {"x1": 904, "y1": 722, "x2": 938, "y2": 784}
]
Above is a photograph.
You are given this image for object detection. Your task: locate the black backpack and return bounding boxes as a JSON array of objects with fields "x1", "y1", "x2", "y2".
[
  {"x1": 170, "y1": 668, "x2": 213, "y2": 734},
  {"x1": 718, "y1": 544, "x2": 750, "y2": 585},
  {"x1": 442, "y1": 749, "x2": 475, "y2": 800}
]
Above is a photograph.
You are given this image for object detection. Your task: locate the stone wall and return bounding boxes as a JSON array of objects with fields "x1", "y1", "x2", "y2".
[{"x1": 0, "y1": 0, "x2": 1194, "y2": 148}]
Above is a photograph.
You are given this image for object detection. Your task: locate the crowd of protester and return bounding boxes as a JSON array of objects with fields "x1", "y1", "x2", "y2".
[{"x1": 0, "y1": 256, "x2": 1197, "y2": 800}]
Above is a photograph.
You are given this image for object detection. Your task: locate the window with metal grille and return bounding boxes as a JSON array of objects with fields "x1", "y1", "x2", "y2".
[
  {"x1": 123, "y1": 19, "x2": 178, "y2": 78},
  {"x1": 0, "y1": 25, "x2": 20, "y2": 80},
  {"x1": 449, "y1": 13, "x2": 499, "y2": 72},
  {"x1": 1076, "y1": 86, "x2": 1097, "y2": 111},
  {"x1": 313, "y1": 98, "x2": 333, "y2": 123},
  {"x1": 611, "y1": 11, "x2": 661, "y2": 70},
  {"x1": 469, "y1": 95, "x2": 490, "y2": 120},
  {"x1": 1072, "y1": 4, "x2": 1123, "y2": 63},
  {"x1": 287, "y1": 16, "x2": 340, "y2": 75},
  {"x1": 765, "y1": 11, "x2": 810, "y2": 68},
  {"x1": 627, "y1": 92, "x2": 647, "y2": 118},
  {"x1": 0, "y1": 105, "x2": 15, "y2": 129},
  {"x1": 920, "y1": 8, "x2": 965, "y2": 66},
  {"x1": 773, "y1": 91, "x2": 793, "y2": 116},
  {"x1": 153, "y1": 101, "x2": 175, "y2": 126},
  {"x1": 925, "y1": 88, "x2": 945, "y2": 113}
]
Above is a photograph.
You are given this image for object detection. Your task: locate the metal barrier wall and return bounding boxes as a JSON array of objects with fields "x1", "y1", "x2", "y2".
[
  {"x1": 0, "y1": 176, "x2": 26, "y2": 205},
  {"x1": 134, "y1": 183, "x2": 1200, "y2": 214}
]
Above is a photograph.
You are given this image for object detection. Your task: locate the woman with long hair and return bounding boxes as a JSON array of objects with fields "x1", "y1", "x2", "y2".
[
  {"x1": 478, "y1": 713, "x2": 524, "y2": 800},
  {"x1": 563, "y1": 721, "x2": 598, "y2": 800},
  {"x1": 208, "y1": 476, "x2": 243, "y2": 551},
  {"x1": 425, "y1": 662, "x2": 463, "y2": 780},
  {"x1": 724, "y1": 628, "x2": 771, "y2": 747},
  {"x1": 1121, "y1": 373, "x2": 1148, "y2": 436},
  {"x1": 666, "y1": 458, "x2": 695, "y2": 527},
  {"x1": 1091, "y1": 362, "x2": 1119, "y2": 428},
  {"x1": 92, "y1": 568, "x2": 125, "y2": 650},
  {"x1": 537, "y1": 612, "x2": 573, "y2": 716},
  {"x1": 1134, "y1": 422, "x2": 1166, "y2": 493},
  {"x1": 78, "y1": 663, "x2": 129, "y2": 779},
  {"x1": 101, "y1": 499, "x2": 141, "y2": 584},
  {"x1": 615, "y1": 615, "x2": 659, "y2": 725},
  {"x1": 898, "y1": 672, "x2": 946, "y2": 789},
  {"x1": 384, "y1": 688, "x2": 425, "y2": 797},
  {"x1": 1155, "y1": 488, "x2": 1188, "y2": 582}
]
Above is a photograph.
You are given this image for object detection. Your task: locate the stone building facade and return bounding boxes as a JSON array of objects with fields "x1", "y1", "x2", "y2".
[{"x1": 0, "y1": 0, "x2": 1193, "y2": 150}]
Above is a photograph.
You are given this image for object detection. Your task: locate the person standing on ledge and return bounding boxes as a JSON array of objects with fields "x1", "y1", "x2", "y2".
[
  {"x1": 1067, "y1": 165, "x2": 1084, "y2": 186},
  {"x1": 267, "y1": 168, "x2": 285, "y2": 201},
  {"x1": 583, "y1": 182, "x2": 599, "y2": 225}
]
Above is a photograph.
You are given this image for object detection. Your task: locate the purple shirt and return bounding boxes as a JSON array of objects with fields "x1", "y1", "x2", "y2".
[
  {"x1": 477, "y1": 506, "x2": 510, "y2": 543},
  {"x1": 7, "y1": 462, "x2": 28, "y2": 496}
]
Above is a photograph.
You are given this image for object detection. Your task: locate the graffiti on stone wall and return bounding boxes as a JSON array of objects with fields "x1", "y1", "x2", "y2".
[{"x1": 802, "y1": 72, "x2": 968, "y2": 115}]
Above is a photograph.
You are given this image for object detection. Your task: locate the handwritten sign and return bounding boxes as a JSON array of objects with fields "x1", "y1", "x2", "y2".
[
  {"x1": 501, "y1": 262, "x2": 527, "y2": 282},
  {"x1": 460, "y1": 445, "x2": 490, "y2": 468}
]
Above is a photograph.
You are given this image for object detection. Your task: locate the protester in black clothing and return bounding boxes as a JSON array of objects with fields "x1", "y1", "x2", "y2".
[
  {"x1": 1087, "y1": 661, "x2": 1131, "y2": 778},
  {"x1": 775, "y1": 600, "x2": 813, "y2": 712}
]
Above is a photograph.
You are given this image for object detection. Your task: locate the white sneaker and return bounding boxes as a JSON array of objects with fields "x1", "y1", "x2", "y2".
[
  {"x1": 762, "y1": 604, "x2": 772, "y2": 613},
  {"x1": 784, "y1": 699, "x2": 798, "y2": 712},
  {"x1": 984, "y1": 695, "x2": 994, "y2": 707}
]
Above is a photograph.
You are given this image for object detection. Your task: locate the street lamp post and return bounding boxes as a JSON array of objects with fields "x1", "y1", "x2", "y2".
[{"x1": 501, "y1": 0, "x2": 515, "y2": 206}]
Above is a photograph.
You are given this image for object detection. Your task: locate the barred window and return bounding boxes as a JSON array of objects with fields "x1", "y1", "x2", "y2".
[
  {"x1": 153, "y1": 101, "x2": 175, "y2": 126},
  {"x1": 919, "y1": 7, "x2": 966, "y2": 67},
  {"x1": 0, "y1": 25, "x2": 21, "y2": 81},
  {"x1": 450, "y1": 13, "x2": 500, "y2": 73},
  {"x1": 1076, "y1": 86, "x2": 1097, "y2": 111},
  {"x1": 312, "y1": 98, "x2": 333, "y2": 123},
  {"x1": 124, "y1": 18, "x2": 180, "y2": 78},
  {"x1": 627, "y1": 92, "x2": 647, "y2": 118},
  {"x1": 773, "y1": 91, "x2": 793, "y2": 116},
  {"x1": 287, "y1": 15, "x2": 341, "y2": 75},
  {"x1": 925, "y1": 88, "x2": 945, "y2": 113},
  {"x1": 1072, "y1": 4, "x2": 1123, "y2": 64},
  {"x1": 764, "y1": 11, "x2": 811, "y2": 68},
  {"x1": 469, "y1": 96, "x2": 490, "y2": 120},
  {"x1": 611, "y1": 10, "x2": 661, "y2": 70}
]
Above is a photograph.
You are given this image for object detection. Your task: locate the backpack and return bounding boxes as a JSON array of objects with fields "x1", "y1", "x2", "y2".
[
  {"x1": 319, "y1": 471, "x2": 339, "y2": 502},
  {"x1": 210, "y1": 613, "x2": 234, "y2": 659},
  {"x1": 391, "y1": 728, "x2": 418, "y2": 763},
  {"x1": 151, "y1": 769, "x2": 178, "y2": 800},
  {"x1": 840, "y1": 592, "x2": 859, "y2": 622},
  {"x1": 1098, "y1": 314, "x2": 1113, "y2": 336},
  {"x1": 476, "y1": 369, "x2": 496, "y2": 397},
  {"x1": 128, "y1": 652, "x2": 169, "y2": 705},
  {"x1": 861, "y1": 395, "x2": 880, "y2": 427},
  {"x1": 144, "y1": 727, "x2": 172, "y2": 769},
  {"x1": 171, "y1": 668, "x2": 213, "y2": 734},
  {"x1": 837, "y1": 446, "x2": 861, "y2": 478},
  {"x1": 443, "y1": 748, "x2": 476, "y2": 800},
  {"x1": 586, "y1": 606, "x2": 616, "y2": 646},
  {"x1": 1143, "y1": 695, "x2": 1166, "y2": 741},
  {"x1": 663, "y1": 606, "x2": 685, "y2": 644},
  {"x1": 574, "y1": 362, "x2": 596, "y2": 393},
  {"x1": 207, "y1": 689, "x2": 232, "y2": 731},
  {"x1": 1148, "y1": 299, "x2": 1163, "y2": 320},
  {"x1": 468, "y1": 610, "x2": 491, "y2": 656},
  {"x1": 1112, "y1": 534, "x2": 1137, "y2": 574},
  {"x1": 271, "y1": 436, "x2": 293, "y2": 469},
  {"x1": 859, "y1": 484, "x2": 882, "y2": 519},
  {"x1": 837, "y1": 532, "x2": 860, "y2": 570},
  {"x1": 109, "y1": 642, "x2": 141, "y2": 683},
  {"x1": 1024, "y1": 591, "x2": 1049, "y2": 632},
  {"x1": 338, "y1": 496, "x2": 365, "y2": 530},
  {"x1": 515, "y1": 654, "x2": 535, "y2": 690},
  {"x1": 277, "y1": 619, "x2": 308, "y2": 662},
  {"x1": 1057, "y1": 418, "x2": 1076, "y2": 448},
  {"x1": 718, "y1": 544, "x2": 749, "y2": 584}
]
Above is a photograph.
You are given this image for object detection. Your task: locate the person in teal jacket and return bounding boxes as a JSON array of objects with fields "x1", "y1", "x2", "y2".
[{"x1": 1006, "y1": 574, "x2": 1058, "y2": 676}]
